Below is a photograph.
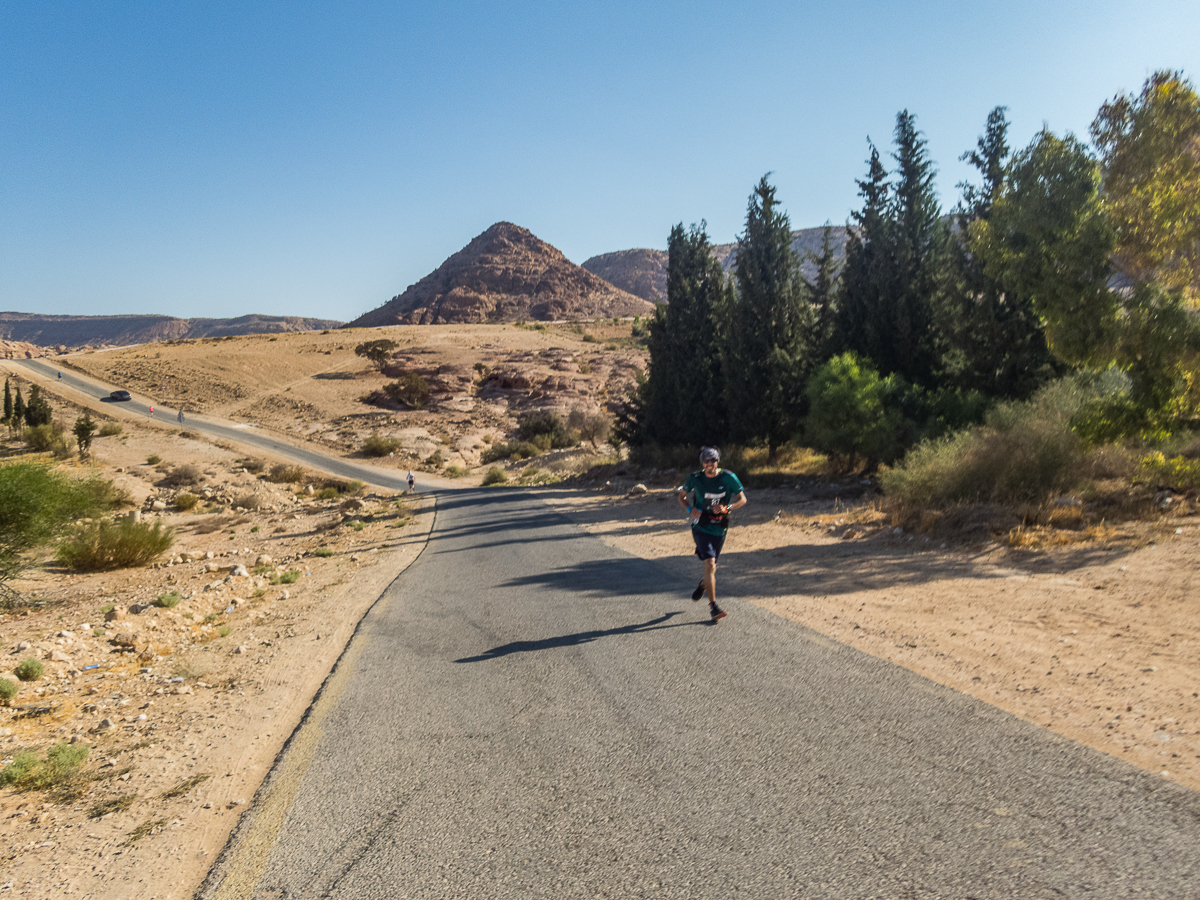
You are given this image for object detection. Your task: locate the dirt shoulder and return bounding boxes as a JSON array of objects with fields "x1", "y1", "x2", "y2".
[
  {"x1": 548, "y1": 482, "x2": 1200, "y2": 794},
  {"x1": 0, "y1": 409, "x2": 436, "y2": 899}
]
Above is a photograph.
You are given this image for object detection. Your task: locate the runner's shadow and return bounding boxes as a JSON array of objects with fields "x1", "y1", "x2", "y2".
[{"x1": 454, "y1": 611, "x2": 710, "y2": 663}]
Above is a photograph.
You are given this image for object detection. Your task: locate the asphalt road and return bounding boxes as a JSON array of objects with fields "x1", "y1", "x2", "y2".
[
  {"x1": 202, "y1": 486, "x2": 1200, "y2": 899},
  {"x1": 13, "y1": 358, "x2": 415, "y2": 492}
]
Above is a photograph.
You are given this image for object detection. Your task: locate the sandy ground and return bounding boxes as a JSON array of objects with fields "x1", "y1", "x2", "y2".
[
  {"x1": 549, "y1": 484, "x2": 1200, "y2": 795},
  {"x1": 0, "y1": 325, "x2": 1197, "y2": 898}
]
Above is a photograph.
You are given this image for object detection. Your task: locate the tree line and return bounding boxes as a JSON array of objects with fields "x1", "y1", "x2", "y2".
[{"x1": 620, "y1": 70, "x2": 1200, "y2": 468}]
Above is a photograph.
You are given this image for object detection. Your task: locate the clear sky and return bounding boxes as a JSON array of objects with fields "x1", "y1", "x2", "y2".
[{"x1": 2, "y1": 1, "x2": 1198, "y2": 323}]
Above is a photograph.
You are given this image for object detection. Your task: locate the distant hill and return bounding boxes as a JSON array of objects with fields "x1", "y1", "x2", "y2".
[
  {"x1": 585, "y1": 226, "x2": 849, "y2": 303},
  {"x1": 0, "y1": 313, "x2": 343, "y2": 350},
  {"x1": 581, "y1": 249, "x2": 668, "y2": 304},
  {"x1": 349, "y1": 222, "x2": 656, "y2": 327}
]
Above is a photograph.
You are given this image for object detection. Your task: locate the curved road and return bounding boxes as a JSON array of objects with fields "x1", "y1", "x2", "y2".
[{"x1": 18, "y1": 358, "x2": 1200, "y2": 896}]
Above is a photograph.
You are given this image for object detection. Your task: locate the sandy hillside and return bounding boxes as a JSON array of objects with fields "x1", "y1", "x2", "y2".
[{"x1": 0, "y1": 324, "x2": 1196, "y2": 899}]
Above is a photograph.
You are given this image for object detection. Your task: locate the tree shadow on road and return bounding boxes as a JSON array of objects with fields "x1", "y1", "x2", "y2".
[{"x1": 454, "y1": 611, "x2": 709, "y2": 662}]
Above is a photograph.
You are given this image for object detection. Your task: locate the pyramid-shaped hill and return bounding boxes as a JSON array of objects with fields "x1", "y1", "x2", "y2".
[{"x1": 349, "y1": 222, "x2": 657, "y2": 327}]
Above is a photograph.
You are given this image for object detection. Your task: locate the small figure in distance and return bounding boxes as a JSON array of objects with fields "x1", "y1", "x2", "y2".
[
  {"x1": 407, "y1": 470, "x2": 415, "y2": 493},
  {"x1": 177, "y1": 409, "x2": 185, "y2": 425},
  {"x1": 148, "y1": 405, "x2": 154, "y2": 417},
  {"x1": 677, "y1": 446, "x2": 747, "y2": 621}
]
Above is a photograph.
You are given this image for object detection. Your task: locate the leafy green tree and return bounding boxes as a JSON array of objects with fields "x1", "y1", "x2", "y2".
[
  {"x1": 635, "y1": 222, "x2": 731, "y2": 447},
  {"x1": 383, "y1": 372, "x2": 430, "y2": 409},
  {"x1": 723, "y1": 176, "x2": 811, "y2": 459},
  {"x1": 355, "y1": 339, "x2": 399, "y2": 371},
  {"x1": 803, "y1": 353, "x2": 907, "y2": 471},
  {"x1": 971, "y1": 128, "x2": 1119, "y2": 368},
  {"x1": 1091, "y1": 70, "x2": 1200, "y2": 302},
  {"x1": 941, "y1": 107, "x2": 1060, "y2": 399}
]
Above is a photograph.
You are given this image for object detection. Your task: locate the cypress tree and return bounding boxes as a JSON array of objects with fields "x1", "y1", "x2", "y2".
[
  {"x1": 638, "y1": 222, "x2": 731, "y2": 447},
  {"x1": 723, "y1": 175, "x2": 811, "y2": 459},
  {"x1": 24, "y1": 384, "x2": 52, "y2": 427},
  {"x1": 802, "y1": 223, "x2": 841, "y2": 363},
  {"x1": 3, "y1": 379, "x2": 11, "y2": 425},
  {"x1": 13, "y1": 386, "x2": 25, "y2": 428},
  {"x1": 836, "y1": 142, "x2": 892, "y2": 366}
]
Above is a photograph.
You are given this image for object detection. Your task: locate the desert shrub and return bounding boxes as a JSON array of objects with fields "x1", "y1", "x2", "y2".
[
  {"x1": 481, "y1": 441, "x2": 539, "y2": 464},
  {"x1": 0, "y1": 463, "x2": 125, "y2": 581},
  {"x1": 14, "y1": 658, "x2": 44, "y2": 682},
  {"x1": 237, "y1": 457, "x2": 265, "y2": 474},
  {"x1": 267, "y1": 463, "x2": 306, "y2": 483},
  {"x1": 270, "y1": 569, "x2": 301, "y2": 585},
  {"x1": 0, "y1": 677, "x2": 17, "y2": 703},
  {"x1": 1136, "y1": 451, "x2": 1200, "y2": 491},
  {"x1": 568, "y1": 407, "x2": 611, "y2": 447},
  {"x1": 314, "y1": 487, "x2": 339, "y2": 500},
  {"x1": 232, "y1": 493, "x2": 264, "y2": 510},
  {"x1": 154, "y1": 591, "x2": 181, "y2": 608},
  {"x1": 22, "y1": 424, "x2": 69, "y2": 458},
  {"x1": 383, "y1": 373, "x2": 431, "y2": 409},
  {"x1": 313, "y1": 547, "x2": 334, "y2": 557},
  {"x1": 581, "y1": 333, "x2": 597, "y2": 343},
  {"x1": 882, "y1": 382, "x2": 1087, "y2": 507},
  {"x1": 482, "y1": 467, "x2": 508, "y2": 485},
  {"x1": 424, "y1": 450, "x2": 444, "y2": 469},
  {"x1": 516, "y1": 411, "x2": 575, "y2": 448},
  {"x1": 361, "y1": 433, "x2": 402, "y2": 457},
  {"x1": 146, "y1": 454, "x2": 162, "y2": 465},
  {"x1": 443, "y1": 465, "x2": 467, "y2": 478},
  {"x1": 57, "y1": 519, "x2": 174, "y2": 571},
  {"x1": 343, "y1": 479, "x2": 364, "y2": 494},
  {"x1": 0, "y1": 742, "x2": 88, "y2": 791},
  {"x1": 161, "y1": 464, "x2": 203, "y2": 487},
  {"x1": 175, "y1": 492, "x2": 200, "y2": 511},
  {"x1": 98, "y1": 421, "x2": 123, "y2": 437}
]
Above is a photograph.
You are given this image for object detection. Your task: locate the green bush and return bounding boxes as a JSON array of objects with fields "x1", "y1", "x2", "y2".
[
  {"x1": 1136, "y1": 451, "x2": 1200, "y2": 491},
  {"x1": 481, "y1": 441, "x2": 540, "y2": 464},
  {"x1": 314, "y1": 487, "x2": 339, "y2": 500},
  {"x1": 361, "y1": 433, "x2": 402, "y2": 457},
  {"x1": 14, "y1": 658, "x2": 44, "y2": 682},
  {"x1": 383, "y1": 373, "x2": 431, "y2": 409},
  {"x1": 267, "y1": 463, "x2": 307, "y2": 483},
  {"x1": 313, "y1": 547, "x2": 334, "y2": 558},
  {"x1": 804, "y1": 354, "x2": 908, "y2": 470},
  {"x1": 57, "y1": 518, "x2": 174, "y2": 571},
  {"x1": 175, "y1": 492, "x2": 200, "y2": 511},
  {"x1": 22, "y1": 424, "x2": 69, "y2": 457},
  {"x1": 154, "y1": 591, "x2": 181, "y2": 608},
  {"x1": 0, "y1": 742, "x2": 89, "y2": 791},
  {"x1": 98, "y1": 421, "x2": 123, "y2": 437},
  {"x1": 517, "y1": 411, "x2": 575, "y2": 448},
  {"x1": 0, "y1": 677, "x2": 17, "y2": 703},
  {"x1": 0, "y1": 463, "x2": 126, "y2": 581},
  {"x1": 146, "y1": 454, "x2": 162, "y2": 465},
  {"x1": 161, "y1": 464, "x2": 203, "y2": 487},
  {"x1": 270, "y1": 569, "x2": 302, "y2": 585},
  {"x1": 237, "y1": 457, "x2": 265, "y2": 473},
  {"x1": 482, "y1": 467, "x2": 509, "y2": 486},
  {"x1": 882, "y1": 380, "x2": 1088, "y2": 506},
  {"x1": 443, "y1": 465, "x2": 467, "y2": 478}
]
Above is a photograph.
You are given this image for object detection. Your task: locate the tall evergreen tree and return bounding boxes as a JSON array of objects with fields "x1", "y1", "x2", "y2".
[
  {"x1": 635, "y1": 222, "x2": 731, "y2": 446},
  {"x1": 12, "y1": 386, "x2": 25, "y2": 428},
  {"x1": 802, "y1": 224, "x2": 841, "y2": 362},
  {"x1": 835, "y1": 143, "x2": 892, "y2": 367},
  {"x1": 941, "y1": 107, "x2": 1060, "y2": 398},
  {"x1": 2, "y1": 379, "x2": 11, "y2": 425},
  {"x1": 723, "y1": 176, "x2": 811, "y2": 459},
  {"x1": 24, "y1": 384, "x2": 52, "y2": 427}
]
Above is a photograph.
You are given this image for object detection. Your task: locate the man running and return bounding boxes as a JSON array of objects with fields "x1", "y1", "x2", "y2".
[
  {"x1": 407, "y1": 470, "x2": 415, "y2": 493},
  {"x1": 677, "y1": 446, "x2": 747, "y2": 621}
]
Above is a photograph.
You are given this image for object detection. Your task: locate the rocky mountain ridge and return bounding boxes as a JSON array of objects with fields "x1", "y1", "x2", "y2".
[{"x1": 349, "y1": 222, "x2": 656, "y2": 327}]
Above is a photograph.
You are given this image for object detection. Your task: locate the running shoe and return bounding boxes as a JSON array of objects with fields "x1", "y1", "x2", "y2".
[
  {"x1": 691, "y1": 582, "x2": 705, "y2": 601},
  {"x1": 709, "y1": 601, "x2": 726, "y2": 621}
]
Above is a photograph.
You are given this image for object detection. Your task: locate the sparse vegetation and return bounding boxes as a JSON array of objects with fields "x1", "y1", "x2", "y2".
[
  {"x1": 161, "y1": 463, "x2": 203, "y2": 487},
  {"x1": 481, "y1": 440, "x2": 539, "y2": 464},
  {"x1": 146, "y1": 454, "x2": 162, "y2": 465},
  {"x1": 361, "y1": 432, "x2": 402, "y2": 457},
  {"x1": 313, "y1": 547, "x2": 334, "y2": 557},
  {"x1": 270, "y1": 569, "x2": 301, "y2": 584},
  {"x1": 175, "y1": 492, "x2": 200, "y2": 511},
  {"x1": 13, "y1": 658, "x2": 43, "y2": 682},
  {"x1": 0, "y1": 677, "x2": 18, "y2": 703},
  {"x1": 98, "y1": 421, "x2": 123, "y2": 437},
  {"x1": 424, "y1": 450, "x2": 444, "y2": 468},
  {"x1": 89, "y1": 794, "x2": 137, "y2": 818},
  {"x1": 22, "y1": 423, "x2": 70, "y2": 458},
  {"x1": 482, "y1": 467, "x2": 508, "y2": 486},
  {"x1": 0, "y1": 742, "x2": 88, "y2": 791},
  {"x1": 154, "y1": 590, "x2": 182, "y2": 608},
  {"x1": 443, "y1": 465, "x2": 467, "y2": 478},
  {"x1": 267, "y1": 463, "x2": 306, "y2": 484},
  {"x1": 57, "y1": 518, "x2": 174, "y2": 571},
  {"x1": 236, "y1": 457, "x2": 265, "y2": 473},
  {"x1": 383, "y1": 373, "x2": 431, "y2": 409}
]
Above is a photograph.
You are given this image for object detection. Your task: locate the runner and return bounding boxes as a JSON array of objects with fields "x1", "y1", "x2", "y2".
[
  {"x1": 177, "y1": 409, "x2": 185, "y2": 425},
  {"x1": 677, "y1": 446, "x2": 747, "y2": 621},
  {"x1": 407, "y1": 470, "x2": 415, "y2": 493}
]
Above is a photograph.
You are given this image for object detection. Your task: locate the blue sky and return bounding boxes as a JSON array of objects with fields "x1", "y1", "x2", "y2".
[{"x1": 2, "y1": 1, "x2": 1197, "y2": 323}]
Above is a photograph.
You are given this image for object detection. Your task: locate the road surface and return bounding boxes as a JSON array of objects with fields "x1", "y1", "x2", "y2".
[{"x1": 200, "y1": 487, "x2": 1200, "y2": 899}]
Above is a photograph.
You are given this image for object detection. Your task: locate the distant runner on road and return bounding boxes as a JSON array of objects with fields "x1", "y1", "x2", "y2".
[
  {"x1": 407, "y1": 470, "x2": 415, "y2": 493},
  {"x1": 677, "y1": 446, "x2": 746, "y2": 621},
  {"x1": 178, "y1": 409, "x2": 185, "y2": 425}
]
